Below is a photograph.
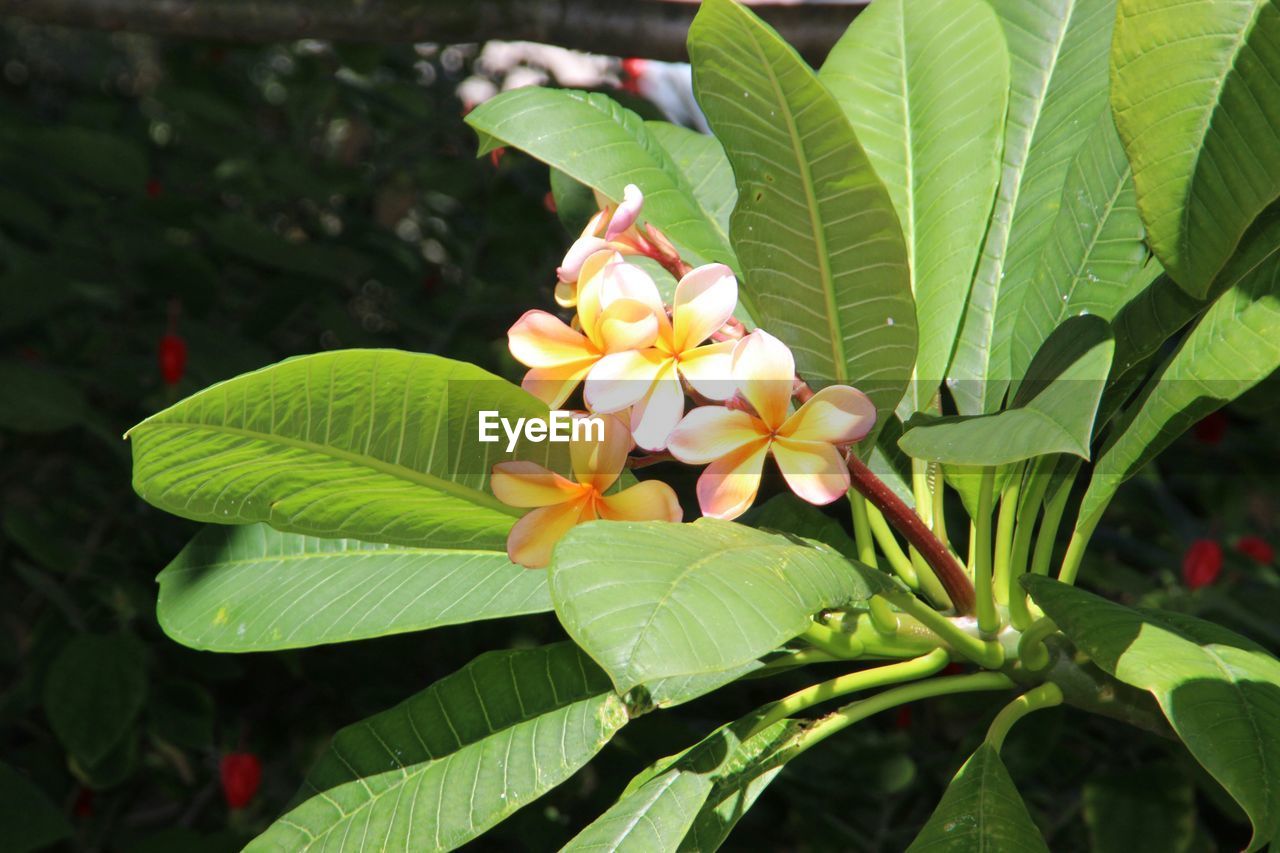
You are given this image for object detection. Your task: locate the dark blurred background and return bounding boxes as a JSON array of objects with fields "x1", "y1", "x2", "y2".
[{"x1": 2, "y1": 11, "x2": 1279, "y2": 853}]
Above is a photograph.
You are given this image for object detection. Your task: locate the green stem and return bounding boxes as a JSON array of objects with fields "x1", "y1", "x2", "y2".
[
  {"x1": 747, "y1": 649, "x2": 950, "y2": 738},
  {"x1": 992, "y1": 464, "x2": 1024, "y2": 606},
  {"x1": 802, "y1": 621, "x2": 865, "y2": 659},
  {"x1": 1008, "y1": 461, "x2": 1051, "y2": 629},
  {"x1": 1031, "y1": 473, "x2": 1073, "y2": 577},
  {"x1": 984, "y1": 682, "x2": 1064, "y2": 752},
  {"x1": 1017, "y1": 617, "x2": 1058, "y2": 672},
  {"x1": 880, "y1": 591, "x2": 1004, "y2": 669},
  {"x1": 785, "y1": 673, "x2": 1015, "y2": 760},
  {"x1": 849, "y1": 493, "x2": 878, "y2": 569},
  {"x1": 865, "y1": 503, "x2": 919, "y2": 589},
  {"x1": 930, "y1": 461, "x2": 949, "y2": 548},
  {"x1": 974, "y1": 467, "x2": 999, "y2": 635},
  {"x1": 1058, "y1": 510, "x2": 1102, "y2": 586},
  {"x1": 912, "y1": 457, "x2": 933, "y2": 529}
]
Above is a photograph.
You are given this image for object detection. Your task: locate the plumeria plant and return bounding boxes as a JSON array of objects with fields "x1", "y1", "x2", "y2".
[{"x1": 128, "y1": 0, "x2": 1280, "y2": 848}]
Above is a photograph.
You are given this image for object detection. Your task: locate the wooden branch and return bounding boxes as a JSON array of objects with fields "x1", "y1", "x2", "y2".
[{"x1": 0, "y1": 0, "x2": 866, "y2": 64}]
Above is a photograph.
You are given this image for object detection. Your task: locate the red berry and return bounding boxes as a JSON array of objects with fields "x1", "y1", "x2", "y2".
[
  {"x1": 488, "y1": 147, "x2": 506, "y2": 168},
  {"x1": 72, "y1": 786, "x2": 93, "y2": 818},
  {"x1": 1235, "y1": 535, "x2": 1275, "y2": 565},
  {"x1": 158, "y1": 333, "x2": 187, "y2": 385},
  {"x1": 145, "y1": 178, "x2": 163, "y2": 199},
  {"x1": 219, "y1": 753, "x2": 262, "y2": 810},
  {"x1": 620, "y1": 57, "x2": 647, "y2": 95},
  {"x1": 543, "y1": 191, "x2": 557, "y2": 214},
  {"x1": 1193, "y1": 411, "x2": 1228, "y2": 445},
  {"x1": 1182, "y1": 539, "x2": 1223, "y2": 589}
]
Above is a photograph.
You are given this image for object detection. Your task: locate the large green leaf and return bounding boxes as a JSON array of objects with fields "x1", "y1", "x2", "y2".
[
  {"x1": 0, "y1": 762, "x2": 72, "y2": 853},
  {"x1": 899, "y1": 315, "x2": 1114, "y2": 465},
  {"x1": 248, "y1": 643, "x2": 627, "y2": 852},
  {"x1": 129, "y1": 350, "x2": 564, "y2": 551},
  {"x1": 819, "y1": 0, "x2": 1008, "y2": 414},
  {"x1": 1083, "y1": 765, "x2": 1196, "y2": 853},
  {"x1": 156, "y1": 523, "x2": 550, "y2": 652},
  {"x1": 948, "y1": 0, "x2": 1117, "y2": 414},
  {"x1": 646, "y1": 120, "x2": 737, "y2": 241},
  {"x1": 1075, "y1": 218, "x2": 1280, "y2": 532},
  {"x1": 549, "y1": 518, "x2": 889, "y2": 707},
  {"x1": 464, "y1": 88, "x2": 736, "y2": 273},
  {"x1": 688, "y1": 0, "x2": 916, "y2": 423},
  {"x1": 1111, "y1": 0, "x2": 1280, "y2": 296},
  {"x1": 1025, "y1": 577, "x2": 1280, "y2": 851},
  {"x1": 564, "y1": 716, "x2": 803, "y2": 852},
  {"x1": 906, "y1": 743, "x2": 1049, "y2": 852},
  {"x1": 43, "y1": 634, "x2": 146, "y2": 765},
  {"x1": 1008, "y1": 111, "x2": 1149, "y2": 392}
]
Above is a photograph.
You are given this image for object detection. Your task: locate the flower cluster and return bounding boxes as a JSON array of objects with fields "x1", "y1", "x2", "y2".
[{"x1": 497, "y1": 185, "x2": 877, "y2": 567}]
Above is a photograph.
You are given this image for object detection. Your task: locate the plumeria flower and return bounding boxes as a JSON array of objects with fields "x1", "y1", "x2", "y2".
[
  {"x1": 555, "y1": 184, "x2": 648, "y2": 307},
  {"x1": 668, "y1": 330, "x2": 877, "y2": 520},
  {"x1": 509, "y1": 252, "x2": 662, "y2": 408},
  {"x1": 585, "y1": 263, "x2": 739, "y2": 451},
  {"x1": 491, "y1": 413, "x2": 682, "y2": 568}
]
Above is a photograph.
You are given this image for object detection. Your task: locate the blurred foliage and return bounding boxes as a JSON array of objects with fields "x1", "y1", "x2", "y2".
[{"x1": 1, "y1": 20, "x2": 1278, "y2": 853}]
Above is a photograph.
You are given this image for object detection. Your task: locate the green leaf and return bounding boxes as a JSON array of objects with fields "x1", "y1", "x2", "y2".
[
  {"x1": 948, "y1": 0, "x2": 1117, "y2": 414},
  {"x1": 564, "y1": 716, "x2": 803, "y2": 852},
  {"x1": 1075, "y1": 214, "x2": 1280, "y2": 531},
  {"x1": 464, "y1": 88, "x2": 737, "y2": 273},
  {"x1": 1025, "y1": 577, "x2": 1280, "y2": 851},
  {"x1": 549, "y1": 518, "x2": 889, "y2": 707},
  {"x1": 1083, "y1": 765, "x2": 1195, "y2": 853},
  {"x1": 819, "y1": 0, "x2": 1008, "y2": 413},
  {"x1": 742, "y1": 493, "x2": 858, "y2": 558},
  {"x1": 44, "y1": 634, "x2": 147, "y2": 765},
  {"x1": 248, "y1": 643, "x2": 627, "y2": 852},
  {"x1": 899, "y1": 315, "x2": 1114, "y2": 465},
  {"x1": 0, "y1": 361, "x2": 86, "y2": 433},
  {"x1": 129, "y1": 350, "x2": 565, "y2": 551},
  {"x1": 688, "y1": 0, "x2": 916, "y2": 425},
  {"x1": 156, "y1": 523, "x2": 551, "y2": 652},
  {"x1": 0, "y1": 762, "x2": 72, "y2": 853},
  {"x1": 906, "y1": 743, "x2": 1048, "y2": 852},
  {"x1": 1008, "y1": 111, "x2": 1150, "y2": 393},
  {"x1": 1111, "y1": 0, "x2": 1280, "y2": 296},
  {"x1": 646, "y1": 120, "x2": 737, "y2": 241}
]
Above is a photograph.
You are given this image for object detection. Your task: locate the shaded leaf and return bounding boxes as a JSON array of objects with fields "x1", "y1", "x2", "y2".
[
  {"x1": 1083, "y1": 765, "x2": 1195, "y2": 853},
  {"x1": 44, "y1": 634, "x2": 146, "y2": 765},
  {"x1": 0, "y1": 762, "x2": 72, "y2": 853},
  {"x1": 646, "y1": 120, "x2": 737, "y2": 240}
]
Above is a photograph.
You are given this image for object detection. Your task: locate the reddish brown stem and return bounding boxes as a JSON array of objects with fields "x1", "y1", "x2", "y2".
[
  {"x1": 627, "y1": 450, "x2": 674, "y2": 469},
  {"x1": 846, "y1": 453, "x2": 975, "y2": 615}
]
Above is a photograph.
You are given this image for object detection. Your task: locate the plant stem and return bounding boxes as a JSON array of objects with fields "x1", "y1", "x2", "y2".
[
  {"x1": 864, "y1": 501, "x2": 920, "y2": 589},
  {"x1": 785, "y1": 672, "x2": 1015, "y2": 760},
  {"x1": 992, "y1": 464, "x2": 1024, "y2": 606},
  {"x1": 849, "y1": 493, "x2": 878, "y2": 569},
  {"x1": 880, "y1": 591, "x2": 1004, "y2": 669},
  {"x1": 802, "y1": 621, "x2": 865, "y2": 659},
  {"x1": 973, "y1": 467, "x2": 999, "y2": 635},
  {"x1": 847, "y1": 454, "x2": 975, "y2": 615},
  {"x1": 984, "y1": 682, "x2": 1064, "y2": 751},
  {"x1": 747, "y1": 649, "x2": 950, "y2": 738},
  {"x1": 930, "y1": 461, "x2": 950, "y2": 548},
  {"x1": 1007, "y1": 462, "x2": 1051, "y2": 630},
  {"x1": 1017, "y1": 617, "x2": 1058, "y2": 672},
  {"x1": 1058, "y1": 509, "x2": 1101, "y2": 585},
  {"x1": 1031, "y1": 470, "x2": 1074, "y2": 576}
]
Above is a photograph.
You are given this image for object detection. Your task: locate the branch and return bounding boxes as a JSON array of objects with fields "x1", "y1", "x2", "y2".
[{"x1": 0, "y1": 0, "x2": 866, "y2": 63}]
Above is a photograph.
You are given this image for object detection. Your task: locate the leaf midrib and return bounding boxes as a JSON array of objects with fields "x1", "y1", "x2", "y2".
[
  {"x1": 134, "y1": 420, "x2": 520, "y2": 517},
  {"x1": 163, "y1": 547, "x2": 508, "y2": 574}
]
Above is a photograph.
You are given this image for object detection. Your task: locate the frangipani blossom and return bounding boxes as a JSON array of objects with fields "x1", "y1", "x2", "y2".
[
  {"x1": 585, "y1": 263, "x2": 738, "y2": 451},
  {"x1": 555, "y1": 184, "x2": 648, "y2": 308},
  {"x1": 509, "y1": 252, "x2": 661, "y2": 408},
  {"x1": 491, "y1": 413, "x2": 682, "y2": 568},
  {"x1": 667, "y1": 330, "x2": 877, "y2": 520}
]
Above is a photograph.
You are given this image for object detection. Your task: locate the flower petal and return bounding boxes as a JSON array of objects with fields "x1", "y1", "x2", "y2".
[
  {"x1": 780, "y1": 385, "x2": 877, "y2": 444},
  {"x1": 491, "y1": 461, "x2": 583, "y2": 508},
  {"x1": 584, "y1": 349, "x2": 667, "y2": 413},
  {"x1": 598, "y1": 259, "x2": 664, "y2": 316},
  {"x1": 605, "y1": 184, "x2": 644, "y2": 240},
  {"x1": 695, "y1": 438, "x2": 770, "y2": 520},
  {"x1": 570, "y1": 412, "x2": 632, "y2": 492},
  {"x1": 629, "y1": 363, "x2": 687, "y2": 451},
  {"x1": 667, "y1": 405, "x2": 767, "y2": 464},
  {"x1": 557, "y1": 236, "x2": 609, "y2": 283},
  {"x1": 676, "y1": 339, "x2": 736, "y2": 401},
  {"x1": 506, "y1": 498, "x2": 590, "y2": 568},
  {"x1": 522, "y1": 361, "x2": 595, "y2": 408},
  {"x1": 554, "y1": 279, "x2": 577, "y2": 309},
  {"x1": 731, "y1": 330, "x2": 795, "y2": 429},
  {"x1": 672, "y1": 264, "x2": 737, "y2": 352},
  {"x1": 595, "y1": 298, "x2": 661, "y2": 353},
  {"x1": 598, "y1": 479, "x2": 683, "y2": 522},
  {"x1": 771, "y1": 438, "x2": 851, "y2": 507},
  {"x1": 508, "y1": 310, "x2": 596, "y2": 368}
]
